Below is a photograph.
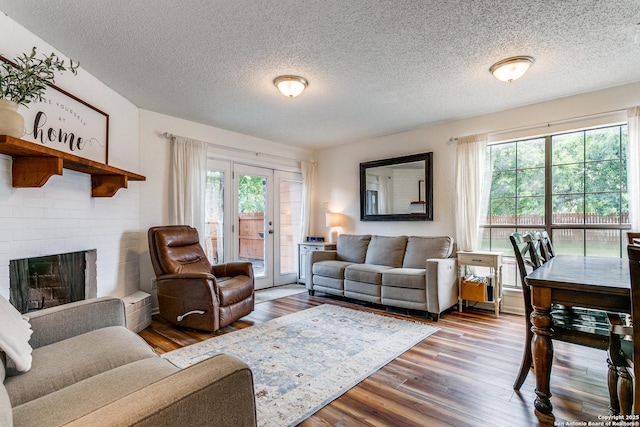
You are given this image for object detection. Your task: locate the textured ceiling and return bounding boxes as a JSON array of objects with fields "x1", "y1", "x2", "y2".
[{"x1": 1, "y1": 1, "x2": 639, "y2": 150}]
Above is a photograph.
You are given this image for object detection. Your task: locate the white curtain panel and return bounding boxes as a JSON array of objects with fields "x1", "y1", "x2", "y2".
[
  {"x1": 169, "y1": 136, "x2": 208, "y2": 246},
  {"x1": 628, "y1": 107, "x2": 640, "y2": 231},
  {"x1": 300, "y1": 161, "x2": 315, "y2": 240},
  {"x1": 455, "y1": 133, "x2": 488, "y2": 252}
]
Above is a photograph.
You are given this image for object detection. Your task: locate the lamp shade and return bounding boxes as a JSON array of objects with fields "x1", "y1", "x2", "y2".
[
  {"x1": 273, "y1": 75, "x2": 308, "y2": 98},
  {"x1": 490, "y1": 56, "x2": 534, "y2": 83},
  {"x1": 325, "y1": 212, "x2": 342, "y2": 228}
]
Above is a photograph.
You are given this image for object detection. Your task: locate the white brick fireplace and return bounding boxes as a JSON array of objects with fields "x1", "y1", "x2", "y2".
[{"x1": 0, "y1": 13, "x2": 144, "y2": 306}]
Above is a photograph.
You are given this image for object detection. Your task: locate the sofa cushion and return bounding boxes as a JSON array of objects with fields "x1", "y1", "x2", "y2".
[
  {"x1": 336, "y1": 234, "x2": 371, "y2": 263},
  {"x1": 344, "y1": 280, "x2": 381, "y2": 303},
  {"x1": 312, "y1": 276, "x2": 345, "y2": 296},
  {"x1": 402, "y1": 236, "x2": 454, "y2": 268},
  {"x1": 382, "y1": 268, "x2": 427, "y2": 290},
  {"x1": 345, "y1": 264, "x2": 393, "y2": 285},
  {"x1": 4, "y1": 326, "x2": 158, "y2": 407},
  {"x1": 312, "y1": 260, "x2": 353, "y2": 279},
  {"x1": 381, "y1": 286, "x2": 427, "y2": 311},
  {"x1": 364, "y1": 235, "x2": 408, "y2": 267},
  {"x1": 0, "y1": 383, "x2": 11, "y2": 427},
  {"x1": 12, "y1": 357, "x2": 179, "y2": 427}
]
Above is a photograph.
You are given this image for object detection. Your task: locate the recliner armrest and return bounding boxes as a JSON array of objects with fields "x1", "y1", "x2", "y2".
[
  {"x1": 211, "y1": 262, "x2": 254, "y2": 279},
  {"x1": 64, "y1": 354, "x2": 257, "y2": 427},
  {"x1": 156, "y1": 274, "x2": 217, "y2": 300},
  {"x1": 25, "y1": 297, "x2": 126, "y2": 349},
  {"x1": 158, "y1": 272, "x2": 216, "y2": 281}
]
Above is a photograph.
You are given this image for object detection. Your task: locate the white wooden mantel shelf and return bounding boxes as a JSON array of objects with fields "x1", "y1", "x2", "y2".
[{"x1": 0, "y1": 135, "x2": 146, "y2": 197}]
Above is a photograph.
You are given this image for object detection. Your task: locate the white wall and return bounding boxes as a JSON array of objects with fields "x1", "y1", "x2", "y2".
[
  {"x1": 314, "y1": 82, "x2": 640, "y2": 241},
  {"x1": 0, "y1": 15, "x2": 142, "y2": 299},
  {"x1": 137, "y1": 110, "x2": 313, "y2": 304}
]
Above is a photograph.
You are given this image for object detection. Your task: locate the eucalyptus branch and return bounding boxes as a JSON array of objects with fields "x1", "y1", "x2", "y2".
[{"x1": 0, "y1": 46, "x2": 79, "y2": 107}]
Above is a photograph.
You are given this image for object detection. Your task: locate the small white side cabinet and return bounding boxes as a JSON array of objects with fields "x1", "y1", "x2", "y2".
[
  {"x1": 298, "y1": 242, "x2": 336, "y2": 283},
  {"x1": 457, "y1": 251, "x2": 503, "y2": 318}
]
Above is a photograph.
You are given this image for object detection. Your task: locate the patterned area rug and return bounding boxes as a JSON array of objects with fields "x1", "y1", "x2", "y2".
[{"x1": 162, "y1": 304, "x2": 438, "y2": 427}]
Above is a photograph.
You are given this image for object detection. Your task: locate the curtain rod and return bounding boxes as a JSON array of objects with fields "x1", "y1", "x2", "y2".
[
  {"x1": 163, "y1": 132, "x2": 309, "y2": 165},
  {"x1": 448, "y1": 108, "x2": 628, "y2": 143}
]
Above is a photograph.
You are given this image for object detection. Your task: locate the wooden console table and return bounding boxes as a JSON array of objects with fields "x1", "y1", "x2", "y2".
[{"x1": 0, "y1": 135, "x2": 145, "y2": 197}]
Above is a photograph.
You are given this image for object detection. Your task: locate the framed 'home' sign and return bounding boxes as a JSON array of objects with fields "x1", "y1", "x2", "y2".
[
  {"x1": 18, "y1": 84, "x2": 110, "y2": 165},
  {"x1": 1, "y1": 55, "x2": 110, "y2": 165}
]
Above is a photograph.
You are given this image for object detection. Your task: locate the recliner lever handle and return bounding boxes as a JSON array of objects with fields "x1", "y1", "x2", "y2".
[{"x1": 177, "y1": 310, "x2": 206, "y2": 321}]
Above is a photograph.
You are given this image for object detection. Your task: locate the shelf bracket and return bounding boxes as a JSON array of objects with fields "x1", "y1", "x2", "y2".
[
  {"x1": 91, "y1": 175, "x2": 128, "y2": 197},
  {"x1": 12, "y1": 156, "x2": 64, "y2": 187}
]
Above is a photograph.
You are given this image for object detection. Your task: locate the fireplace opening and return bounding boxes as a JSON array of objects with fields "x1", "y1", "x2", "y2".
[{"x1": 9, "y1": 250, "x2": 97, "y2": 314}]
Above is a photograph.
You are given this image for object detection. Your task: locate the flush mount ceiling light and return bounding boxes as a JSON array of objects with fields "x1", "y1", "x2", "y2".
[
  {"x1": 489, "y1": 56, "x2": 535, "y2": 83},
  {"x1": 273, "y1": 75, "x2": 308, "y2": 98}
]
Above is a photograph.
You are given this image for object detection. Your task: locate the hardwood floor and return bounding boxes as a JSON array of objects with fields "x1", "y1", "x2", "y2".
[{"x1": 139, "y1": 292, "x2": 613, "y2": 427}]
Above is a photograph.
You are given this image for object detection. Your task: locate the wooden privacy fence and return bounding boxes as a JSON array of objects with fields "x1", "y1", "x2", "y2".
[
  {"x1": 487, "y1": 213, "x2": 628, "y2": 225},
  {"x1": 486, "y1": 213, "x2": 629, "y2": 243},
  {"x1": 206, "y1": 213, "x2": 265, "y2": 261},
  {"x1": 239, "y1": 212, "x2": 264, "y2": 260}
]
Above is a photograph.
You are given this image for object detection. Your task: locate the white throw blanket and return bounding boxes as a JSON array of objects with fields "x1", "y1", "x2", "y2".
[{"x1": 0, "y1": 295, "x2": 33, "y2": 372}]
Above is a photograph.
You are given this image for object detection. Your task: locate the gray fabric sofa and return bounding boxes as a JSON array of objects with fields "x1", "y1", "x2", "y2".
[
  {"x1": 1, "y1": 297, "x2": 256, "y2": 427},
  {"x1": 306, "y1": 234, "x2": 457, "y2": 320}
]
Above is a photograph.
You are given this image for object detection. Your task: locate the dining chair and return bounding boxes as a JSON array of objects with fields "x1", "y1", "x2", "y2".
[
  {"x1": 627, "y1": 232, "x2": 640, "y2": 245},
  {"x1": 538, "y1": 230, "x2": 555, "y2": 263},
  {"x1": 509, "y1": 232, "x2": 611, "y2": 391},
  {"x1": 509, "y1": 232, "x2": 542, "y2": 390}
]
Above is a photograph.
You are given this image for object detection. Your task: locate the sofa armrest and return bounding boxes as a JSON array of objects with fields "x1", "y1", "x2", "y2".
[
  {"x1": 25, "y1": 297, "x2": 126, "y2": 349},
  {"x1": 425, "y1": 258, "x2": 458, "y2": 316},
  {"x1": 64, "y1": 354, "x2": 257, "y2": 427},
  {"x1": 305, "y1": 250, "x2": 337, "y2": 289}
]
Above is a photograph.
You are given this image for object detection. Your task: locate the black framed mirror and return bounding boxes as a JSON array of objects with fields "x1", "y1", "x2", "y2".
[{"x1": 360, "y1": 152, "x2": 433, "y2": 221}]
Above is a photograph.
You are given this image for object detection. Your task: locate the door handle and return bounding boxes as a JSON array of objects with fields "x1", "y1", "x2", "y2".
[{"x1": 268, "y1": 230, "x2": 274, "y2": 234}]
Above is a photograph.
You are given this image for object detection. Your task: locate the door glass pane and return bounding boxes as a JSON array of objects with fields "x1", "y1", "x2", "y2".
[
  {"x1": 205, "y1": 170, "x2": 224, "y2": 263},
  {"x1": 238, "y1": 174, "x2": 267, "y2": 277},
  {"x1": 279, "y1": 179, "x2": 302, "y2": 276}
]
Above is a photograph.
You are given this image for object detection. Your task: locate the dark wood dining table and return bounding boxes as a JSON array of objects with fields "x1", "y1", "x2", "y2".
[{"x1": 525, "y1": 255, "x2": 631, "y2": 415}]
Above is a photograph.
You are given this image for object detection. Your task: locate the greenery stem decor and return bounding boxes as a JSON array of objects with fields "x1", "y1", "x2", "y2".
[{"x1": 0, "y1": 46, "x2": 79, "y2": 107}]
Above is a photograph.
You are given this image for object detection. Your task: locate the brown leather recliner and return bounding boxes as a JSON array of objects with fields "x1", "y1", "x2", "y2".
[{"x1": 148, "y1": 225, "x2": 255, "y2": 332}]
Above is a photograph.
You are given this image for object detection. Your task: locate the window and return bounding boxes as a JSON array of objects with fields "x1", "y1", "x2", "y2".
[{"x1": 481, "y1": 124, "x2": 629, "y2": 287}]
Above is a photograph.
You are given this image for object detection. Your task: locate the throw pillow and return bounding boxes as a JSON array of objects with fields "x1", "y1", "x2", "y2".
[{"x1": 0, "y1": 295, "x2": 33, "y2": 372}]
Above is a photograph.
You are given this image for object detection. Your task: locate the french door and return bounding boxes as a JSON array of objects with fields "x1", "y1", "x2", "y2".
[{"x1": 205, "y1": 160, "x2": 302, "y2": 290}]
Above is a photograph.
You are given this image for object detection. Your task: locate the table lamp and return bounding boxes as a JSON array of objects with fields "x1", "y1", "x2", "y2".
[{"x1": 325, "y1": 212, "x2": 342, "y2": 243}]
